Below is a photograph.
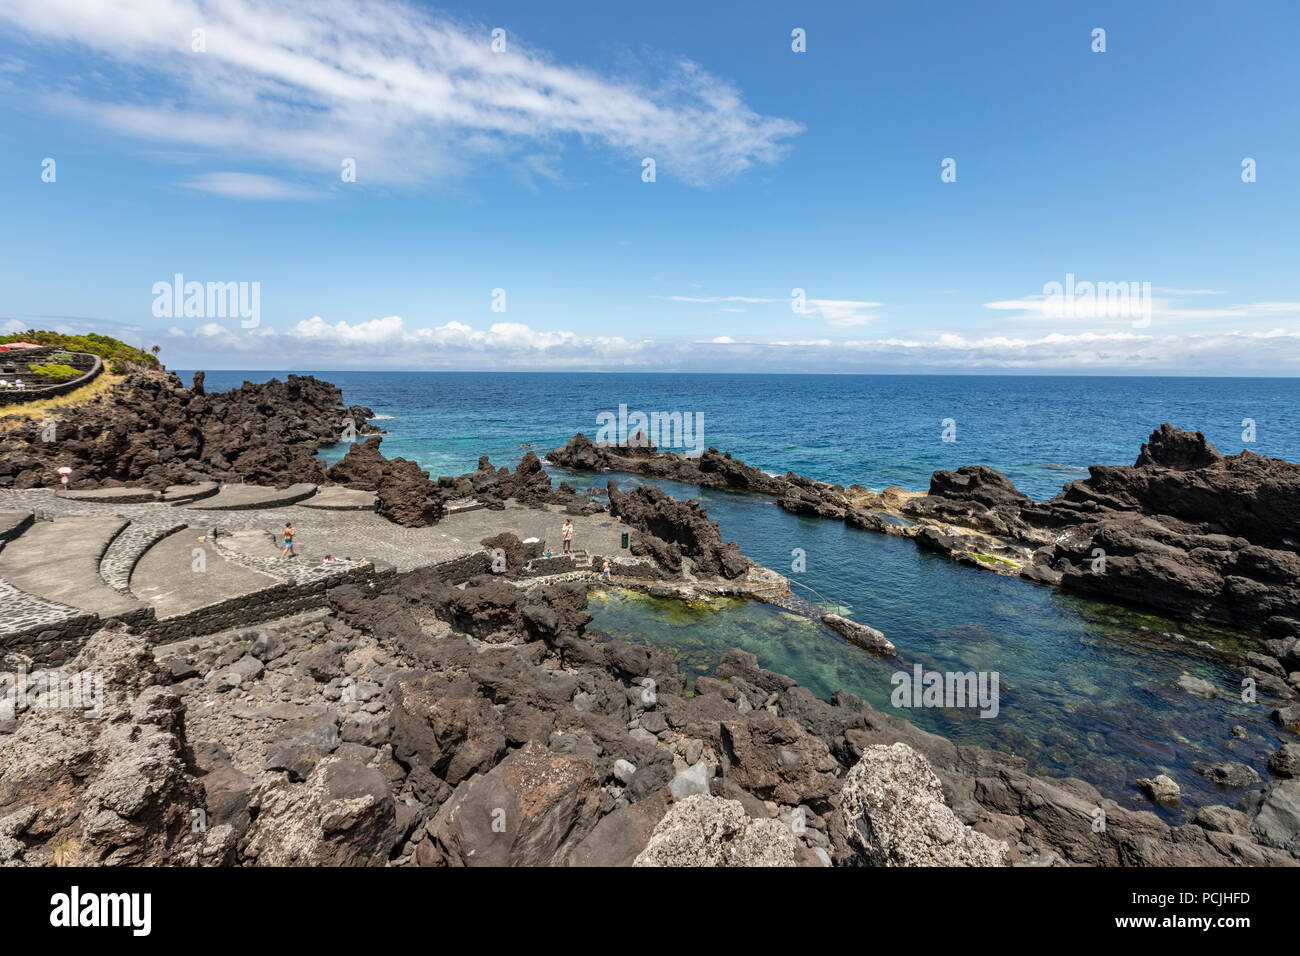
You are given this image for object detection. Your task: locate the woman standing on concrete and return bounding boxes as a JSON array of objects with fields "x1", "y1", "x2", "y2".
[{"x1": 561, "y1": 518, "x2": 574, "y2": 555}]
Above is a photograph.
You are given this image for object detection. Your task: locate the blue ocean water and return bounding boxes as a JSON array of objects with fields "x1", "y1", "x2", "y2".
[
  {"x1": 186, "y1": 371, "x2": 1300, "y2": 501},
  {"x1": 186, "y1": 370, "x2": 1300, "y2": 816}
]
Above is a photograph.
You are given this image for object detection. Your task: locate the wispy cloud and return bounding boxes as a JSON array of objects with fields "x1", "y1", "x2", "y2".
[
  {"x1": 666, "y1": 293, "x2": 882, "y2": 327},
  {"x1": 986, "y1": 288, "x2": 1300, "y2": 327},
  {"x1": 0, "y1": 0, "x2": 801, "y2": 191},
  {"x1": 179, "y1": 171, "x2": 319, "y2": 200}
]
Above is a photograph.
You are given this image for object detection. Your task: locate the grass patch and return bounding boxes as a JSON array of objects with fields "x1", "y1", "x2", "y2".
[{"x1": 27, "y1": 363, "x2": 82, "y2": 382}]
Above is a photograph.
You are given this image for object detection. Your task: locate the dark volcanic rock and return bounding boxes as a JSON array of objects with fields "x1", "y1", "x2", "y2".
[
  {"x1": 1058, "y1": 424, "x2": 1300, "y2": 548},
  {"x1": 327, "y1": 436, "x2": 443, "y2": 527},
  {"x1": 0, "y1": 368, "x2": 377, "y2": 491},
  {"x1": 0, "y1": 627, "x2": 204, "y2": 865},
  {"x1": 5, "y1": 557, "x2": 1290, "y2": 869},
  {"x1": 549, "y1": 434, "x2": 789, "y2": 495},
  {"x1": 242, "y1": 758, "x2": 400, "y2": 866},
  {"x1": 422, "y1": 741, "x2": 602, "y2": 867},
  {"x1": 606, "y1": 480, "x2": 750, "y2": 578}
]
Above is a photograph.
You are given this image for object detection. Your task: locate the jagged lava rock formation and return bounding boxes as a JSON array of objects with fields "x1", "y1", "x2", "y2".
[
  {"x1": 3, "y1": 576, "x2": 1294, "y2": 867},
  {"x1": 0, "y1": 369, "x2": 378, "y2": 491}
]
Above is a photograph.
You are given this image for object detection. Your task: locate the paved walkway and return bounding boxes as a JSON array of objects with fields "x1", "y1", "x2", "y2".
[
  {"x1": 0, "y1": 486, "x2": 646, "y2": 659},
  {"x1": 0, "y1": 515, "x2": 148, "y2": 619},
  {"x1": 131, "y1": 529, "x2": 282, "y2": 618},
  {"x1": 0, "y1": 488, "x2": 631, "y2": 573}
]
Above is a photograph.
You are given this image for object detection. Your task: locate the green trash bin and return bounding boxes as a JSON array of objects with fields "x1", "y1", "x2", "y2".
[{"x1": 620, "y1": 531, "x2": 629, "y2": 549}]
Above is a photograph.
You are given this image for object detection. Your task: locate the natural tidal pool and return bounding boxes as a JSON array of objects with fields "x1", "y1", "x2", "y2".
[{"x1": 572, "y1": 471, "x2": 1287, "y2": 823}]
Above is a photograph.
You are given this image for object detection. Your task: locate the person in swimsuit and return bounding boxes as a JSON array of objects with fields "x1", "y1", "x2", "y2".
[
  {"x1": 561, "y1": 519, "x2": 574, "y2": 555},
  {"x1": 281, "y1": 522, "x2": 296, "y2": 558}
]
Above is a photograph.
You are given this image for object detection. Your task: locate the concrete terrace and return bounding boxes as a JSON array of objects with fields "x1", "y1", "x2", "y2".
[{"x1": 0, "y1": 484, "x2": 642, "y2": 663}]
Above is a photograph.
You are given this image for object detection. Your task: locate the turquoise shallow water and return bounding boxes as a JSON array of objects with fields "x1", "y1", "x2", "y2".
[
  {"x1": 571, "y1": 471, "x2": 1284, "y2": 821},
  {"x1": 187, "y1": 370, "x2": 1298, "y2": 819}
]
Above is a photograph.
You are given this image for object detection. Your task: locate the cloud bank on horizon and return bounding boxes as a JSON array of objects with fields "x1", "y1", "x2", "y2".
[
  {"x1": 4, "y1": 313, "x2": 1289, "y2": 375},
  {"x1": 1, "y1": 0, "x2": 1296, "y2": 373}
]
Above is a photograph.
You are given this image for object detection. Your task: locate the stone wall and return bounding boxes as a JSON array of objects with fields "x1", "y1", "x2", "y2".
[
  {"x1": 6, "y1": 545, "x2": 569, "y2": 665},
  {"x1": 0, "y1": 591, "x2": 102, "y2": 667},
  {"x1": 425, "y1": 550, "x2": 493, "y2": 584},
  {"x1": 144, "y1": 563, "x2": 396, "y2": 644},
  {"x1": 0, "y1": 352, "x2": 102, "y2": 404}
]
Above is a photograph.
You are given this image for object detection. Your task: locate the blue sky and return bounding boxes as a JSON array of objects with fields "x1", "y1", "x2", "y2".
[{"x1": 0, "y1": 0, "x2": 1297, "y2": 372}]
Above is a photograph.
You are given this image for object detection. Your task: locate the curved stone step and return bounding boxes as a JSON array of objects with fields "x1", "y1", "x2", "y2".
[
  {"x1": 0, "y1": 516, "x2": 152, "y2": 623},
  {"x1": 162, "y1": 481, "x2": 220, "y2": 505},
  {"x1": 129, "y1": 527, "x2": 283, "y2": 619},
  {"x1": 0, "y1": 511, "x2": 33, "y2": 547},
  {"x1": 186, "y1": 483, "x2": 317, "y2": 511},
  {"x1": 99, "y1": 520, "x2": 189, "y2": 593},
  {"x1": 299, "y1": 486, "x2": 375, "y2": 510},
  {"x1": 56, "y1": 486, "x2": 162, "y2": 504}
]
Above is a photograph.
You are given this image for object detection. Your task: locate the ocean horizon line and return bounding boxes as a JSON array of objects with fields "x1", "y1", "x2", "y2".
[{"x1": 174, "y1": 368, "x2": 1300, "y2": 380}]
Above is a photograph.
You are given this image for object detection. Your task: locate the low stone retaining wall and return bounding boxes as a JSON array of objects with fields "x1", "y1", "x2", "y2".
[
  {"x1": 525, "y1": 554, "x2": 584, "y2": 575},
  {"x1": 0, "y1": 352, "x2": 102, "y2": 404},
  {"x1": 0, "y1": 578, "x2": 102, "y2": 667},
  {"x1": 144, "y1": 562, "x2": 396, "y2": 644},
  {"x1": 424, "y1": 549, "x2": 493, "y2": 584}
]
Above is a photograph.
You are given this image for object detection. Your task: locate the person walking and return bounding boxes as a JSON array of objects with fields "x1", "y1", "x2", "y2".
[
  {"x1": 281, "y1": 522, "x2": 296, "y2": 559},
  {"x1": 561, "y1": 519, "x2": 574, "y2": 555}
]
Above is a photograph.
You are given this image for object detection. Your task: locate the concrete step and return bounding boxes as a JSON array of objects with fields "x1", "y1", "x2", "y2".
[
  {"x1": 162, "y1": 481, "x2": 220, "y2": 505},
  {"x1": 0, "y1": 516, "x2": 152, "y2": 622},
  {"x1": 57, "y1": 487, "x2": 161, "y2": 504},
  {"x1": 299, "y1": 486, "x2": 375, "y2": 510},
  {"x1": 185, "y1": 482, "x2": 317, "y2": 511},
  {"x1": 129, "y1": 526, "x2": 283, "y2": 620},
  {"x1": 99, "y1": 520, "x2": 189, "y2": 593}
]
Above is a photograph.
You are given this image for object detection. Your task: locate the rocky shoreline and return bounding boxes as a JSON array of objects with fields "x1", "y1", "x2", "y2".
[{"x1": 3, "y1": 573, "x2": 1296, "y2": 867}]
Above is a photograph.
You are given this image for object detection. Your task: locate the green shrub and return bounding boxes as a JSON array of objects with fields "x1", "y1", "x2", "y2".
[
  {"x1": 0, "y1": 330, "x2": 158, "y2": 366},
  {"x1": 28, "y1": 363, "x2": 82, "y2": 382},
  {"x1": 49, "y1": 350, "x2": 77, "y2": 365}
]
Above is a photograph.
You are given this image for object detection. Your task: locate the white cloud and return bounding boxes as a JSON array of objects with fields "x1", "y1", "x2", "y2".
[
  {"x1": 834, "y1": 328, "x2": 1300, "y2": 370},
  {"x1": 0, "y1": 0, "x2": 801, "y2": 190},
  {"x1": 156, "y1": 313, "x2": 1300, "y2": 373},
  {"x1": 807, "y1": 298, "x2": 882, "y2": 328},
  {"x1": 666, "y1": 293, "x2": 881, "y2": 326},
  {"x1": 987, "y1": 286, "x2": 1300, "y2": 327},
  {"x1": 179, "y1": 172, "x2": 319, "y2": 200}
]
